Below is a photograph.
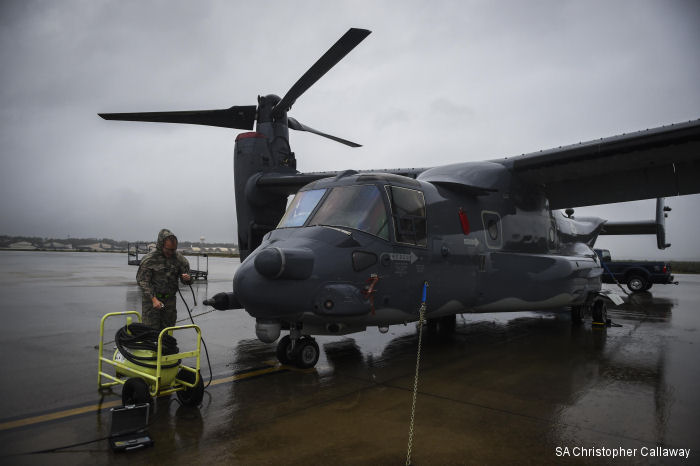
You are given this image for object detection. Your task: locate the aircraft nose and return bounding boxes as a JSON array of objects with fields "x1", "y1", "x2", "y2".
[{"x1": 254, "y1": 247, "x2": 314, "y2": 280}]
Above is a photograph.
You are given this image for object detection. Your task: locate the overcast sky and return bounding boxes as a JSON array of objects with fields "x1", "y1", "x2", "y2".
[{"x1": 1, "y1": 0, "x2": 698, "y2": 259}]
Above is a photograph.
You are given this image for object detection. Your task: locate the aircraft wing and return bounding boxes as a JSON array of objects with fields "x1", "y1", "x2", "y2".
[
  {"x1": 257, "y1": 119, "x2": 700, "y2": 209},
  {"x1": 503, "y1": 119, "x2": 700, "y2": 209}
]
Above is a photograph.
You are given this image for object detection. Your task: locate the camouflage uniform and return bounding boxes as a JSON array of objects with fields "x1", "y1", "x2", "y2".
[{"x1": 136, "y1": 229, "x2": 190, "y2": 331}]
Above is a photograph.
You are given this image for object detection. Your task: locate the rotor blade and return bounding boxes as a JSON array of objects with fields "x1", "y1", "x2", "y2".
[
  {"x1": 272, "y1": 28, "x2": 371, "y2": 118},
  {"x1": 288, "y1": 117, "x2": 361, "y2": 147},
  {"x1": 98, "y1": 105, "x2": 257, "y2": 130}
]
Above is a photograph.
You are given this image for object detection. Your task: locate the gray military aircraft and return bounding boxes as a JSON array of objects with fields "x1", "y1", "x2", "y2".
[{"x1": 100, "y1": 28, "x2": 700, "y2": 369}]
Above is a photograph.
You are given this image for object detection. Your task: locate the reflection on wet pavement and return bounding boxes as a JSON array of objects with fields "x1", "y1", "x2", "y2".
[{"x1": 0, "y1": 252, "x2": 698, "y2": 464}]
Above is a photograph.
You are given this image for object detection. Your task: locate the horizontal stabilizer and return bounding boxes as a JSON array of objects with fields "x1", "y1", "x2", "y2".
[
  {"x1": 600, "y1": 221, "x2": 656, "y2": 235},
  {"x1": 600, "y1": 198, "x2": 671, "y2": 249}
]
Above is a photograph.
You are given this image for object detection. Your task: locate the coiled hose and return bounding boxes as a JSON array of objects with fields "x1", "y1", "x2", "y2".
[{"x1": 115, "y1": 323, "x2": 180, "y2": 369}]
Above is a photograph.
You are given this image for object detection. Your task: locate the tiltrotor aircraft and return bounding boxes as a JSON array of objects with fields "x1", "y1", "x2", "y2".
[{"x1": 101, "y1": 28, "x2": 700, "y2": 369}]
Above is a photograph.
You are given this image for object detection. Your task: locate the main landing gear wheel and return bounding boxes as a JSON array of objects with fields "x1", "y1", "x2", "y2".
[
  {"x1": 275, "y1": 335, "x2": 320, "y2": 368},
  {"x1": 426, "y1": 315, "x2": 456, "y2": 335},
  {"x1": 122, "y1": 377, "x2": 152, "y2": 405},
  {"x1": 592, "y1": 300, "x2": 608, "y2": 325},
  {"x1": 570, "y1": 305, "x2": 584, "y2": 325},
  {"x1": 438, "y1": 315, "x2": 456, "y2": 334}
]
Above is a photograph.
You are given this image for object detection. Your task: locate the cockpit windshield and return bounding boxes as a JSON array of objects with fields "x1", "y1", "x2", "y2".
[
  {"x1": 278, "y1": 185, "x2": 389, "y2": 240},
  {"x1": 278, "y1": 189, "x2": 326, "y2": 227},
  {"x1": 309, "y1": 185, "x2": 389, "y2": 239}
]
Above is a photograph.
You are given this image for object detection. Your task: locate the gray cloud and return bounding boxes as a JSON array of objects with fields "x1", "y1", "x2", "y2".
[{"x1": 1, "y1": 0, "x2": 698, "y2": 259}]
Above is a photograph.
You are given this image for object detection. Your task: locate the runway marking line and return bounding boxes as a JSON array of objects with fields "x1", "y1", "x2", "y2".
[
  {"x1": 0, "y1": 364, "x2": 287, "y2": 432},
  {"x1": 209, "y1": 364, "x2": 286, "y2": 386},
  {"x1": 0, "y1": 400, "x2": 123, "y2": 432}
]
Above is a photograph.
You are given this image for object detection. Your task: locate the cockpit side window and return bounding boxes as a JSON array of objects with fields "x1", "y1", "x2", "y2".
[
  {"x1": 386, "y1": 186, "x2": 427, "y2": 247},
  {"x1": 308, "y1": 185, "x2": 389, "y2": 240},
  {"x1": 278, "y1": 189, "x2": 326, "y2": 228}
]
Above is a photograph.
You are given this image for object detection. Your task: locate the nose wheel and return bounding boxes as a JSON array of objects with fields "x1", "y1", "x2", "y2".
[{"x1": 276, "y1": 334, "x2": 320, "y2": 369}]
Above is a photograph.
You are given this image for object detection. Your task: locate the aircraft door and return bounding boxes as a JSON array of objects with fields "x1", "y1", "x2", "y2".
[{"x1": 383, "y1": 186, "x2": 429, "y2": 309}]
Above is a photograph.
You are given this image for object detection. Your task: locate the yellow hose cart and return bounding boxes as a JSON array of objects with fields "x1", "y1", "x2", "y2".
[{"x1": 98, "y1": 311, "x2": 204, "y2": 406}]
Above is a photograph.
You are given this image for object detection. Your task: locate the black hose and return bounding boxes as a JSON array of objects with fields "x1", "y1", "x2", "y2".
[
  {"x1": 189, "y1": 282, "x2": 197, "y2": 306},
  {"x1": 115, "y1": 323, "x2": 180, "y2": 369},
  {"x1": 600, "y1": 260, "x2": 630, "y2": 296},
  {"x1": 178, "y1": 288, "x2": 214, "y2": 388}
]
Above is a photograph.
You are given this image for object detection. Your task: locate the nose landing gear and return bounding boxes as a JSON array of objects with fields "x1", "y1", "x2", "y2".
[{"x1": 275, "y1": 331, "x2": 320, "y2": 369}]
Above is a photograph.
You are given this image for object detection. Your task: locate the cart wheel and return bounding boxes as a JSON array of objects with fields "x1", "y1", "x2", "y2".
[
  {"x1": 176, "y1": 369, "x2": 204, "y2": 406},
  {"x1": 122, "y1": 377, "x2": 152, "y2": 405}
]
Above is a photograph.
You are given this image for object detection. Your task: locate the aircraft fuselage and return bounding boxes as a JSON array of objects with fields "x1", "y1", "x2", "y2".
[{"x1": 233, "y1": 165, "x2": 604, "y2": 339}]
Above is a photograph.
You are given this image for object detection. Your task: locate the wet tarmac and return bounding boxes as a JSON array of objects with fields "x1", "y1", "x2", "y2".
[{"x1": 0, "y1": 251, "x2": 698, "y2": 465}]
